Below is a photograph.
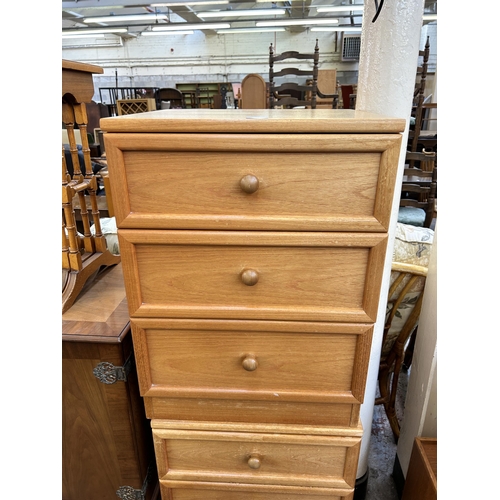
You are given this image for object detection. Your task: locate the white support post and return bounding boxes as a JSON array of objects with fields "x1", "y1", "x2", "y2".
[{"x1": 355, "y1": 0, "x2": 426, "y2": 484}]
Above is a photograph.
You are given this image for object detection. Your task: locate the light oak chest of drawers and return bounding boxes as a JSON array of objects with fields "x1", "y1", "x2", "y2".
[{"x1": 101, "y1": 109, "x2": 404, "y2": 500}]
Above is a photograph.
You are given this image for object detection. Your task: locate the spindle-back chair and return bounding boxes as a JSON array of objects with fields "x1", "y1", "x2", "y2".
[{"x1": 62, "y1": 60, "x2": 120, "y2": 313}]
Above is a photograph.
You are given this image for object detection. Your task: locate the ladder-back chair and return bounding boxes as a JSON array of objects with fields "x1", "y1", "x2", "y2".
[
  {"x1": 269, "y1": 39, "x2": 338, "y2": 109},
  {"x1": 399, "y1": 150, "x2": 437, "y2": 228},
  {"x1": 409, "y1": 37, "x2": 436, "y2": 153},
  {"x1": 62, "y1": 60, "x2": 120, "y2": 313}
]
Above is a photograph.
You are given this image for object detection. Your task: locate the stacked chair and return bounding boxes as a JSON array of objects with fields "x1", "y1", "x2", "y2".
[{"x1": 269, "y1": 39, "x2": 339, "y2": 109}]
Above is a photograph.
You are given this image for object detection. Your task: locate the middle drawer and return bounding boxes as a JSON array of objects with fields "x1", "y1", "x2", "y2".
[
  {"x1": 131, "y1": 318, "x2": 372, "y2": 406},
  {"x1": 119, "y1": 230, "x2": 387, "y2": 323}
]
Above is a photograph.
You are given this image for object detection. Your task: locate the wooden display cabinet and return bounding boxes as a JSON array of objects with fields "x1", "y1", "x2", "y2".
[{"x1": 176, "y1": 82, "x2": 230, "y2": 108}]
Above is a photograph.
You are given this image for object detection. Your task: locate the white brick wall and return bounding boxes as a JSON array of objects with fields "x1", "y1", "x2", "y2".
[{"x1": 63, "y1": 31, "x2": 360, "y2": 102}]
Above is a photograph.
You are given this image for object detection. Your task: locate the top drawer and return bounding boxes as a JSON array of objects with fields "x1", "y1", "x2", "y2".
[{"x1": 105, "y1": 133, "x2": 401, "y2": 232}]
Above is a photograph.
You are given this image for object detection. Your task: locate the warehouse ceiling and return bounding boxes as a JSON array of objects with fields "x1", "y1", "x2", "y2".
[{"x1": 62, "y1": 0, "x2": 437, "y2": 38}]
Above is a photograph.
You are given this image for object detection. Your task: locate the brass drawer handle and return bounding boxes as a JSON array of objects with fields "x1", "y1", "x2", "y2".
[
  {"x1": 241, "y1": 269, "x2": 259, "y2": 286},
  {"x1": 242, "y1": 354, "x2": 258, "y2": 372},
  {"x1": 247, "y1": 454, "x2": 262, "y2": 470},
  {"x1": 240, "y1": 174, "x2": 259, "y2": 194}
]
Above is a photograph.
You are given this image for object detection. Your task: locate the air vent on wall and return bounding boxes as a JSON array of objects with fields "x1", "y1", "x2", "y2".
[{"x1": 341, "y1": 34, "x2": 361, "y2": 61}]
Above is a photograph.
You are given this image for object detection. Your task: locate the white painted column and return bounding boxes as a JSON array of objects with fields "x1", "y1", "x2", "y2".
[
  {"x1": 396, "y1": 227, "x2": 437, "y2": 475},
  {"x1": 355, "y1": 0, "x2": 426, "y2": 482}
]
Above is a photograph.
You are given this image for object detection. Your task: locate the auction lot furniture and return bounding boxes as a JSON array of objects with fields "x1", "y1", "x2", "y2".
[
  {"x1": 62, "y1": 264, "x2": 159, "y2": 500},
  {"x1": 101, "y1": 108, "x2": 405, "y2": 500},
  {"x1": 62, "y1": 59, "x2": 121, "y2": 313}
]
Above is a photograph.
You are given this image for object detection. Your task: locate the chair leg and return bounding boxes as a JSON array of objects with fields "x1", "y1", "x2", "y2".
[
  {"x1": 376, "y1": 353, "x2": 405, "y2": 442},
  {"x1": 385, "y1": 355, "x2": 405, "y2": 442},
  {"x1": 403, "y1": 328, "x2": 418, "y2": 369},
  {"x1": 375, "y1": 358, "x2": 390, "y2": 405}
]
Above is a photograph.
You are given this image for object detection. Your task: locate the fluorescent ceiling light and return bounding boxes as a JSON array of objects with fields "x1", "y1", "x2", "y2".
[
  {"x1": 197, "y1": 8, "x2": 285, "y2": 17},
  {"x1": 62, "y1": 33, "x2": 106, "y2": 39},
  {"x1": 62, "y1": 28, "x2": 128, "y2": 35},
  {"x1": 423, "y1": 14, "x2": 437, "y2": 21},
  {"x1": 311, "y1": 26, "x2": 361, "y2": 32},
  {"x1": 62, "y1": 2, "x2": 126, "y2": 8},
  {"x1": 84, "y1": 13, "x2": 168, "y2": 23},
  {"x1": 142, "y1": 30, "x2": 194, "y2": 35},
  {"x1": 257, "y1": 18, "x2": 340, "y2": 27},
  {"x1": 217, "y1": 27, "x2": 286, "y2": 33},
  {"x1": 317, "y1": 6, "x2": 364, "y2": 13},
  {"x1": 152, "y1": 22, "x2": 230, "y2": 30},
  {"x1": 152, "y1": 1, "x2": 229, "y2": 5}
]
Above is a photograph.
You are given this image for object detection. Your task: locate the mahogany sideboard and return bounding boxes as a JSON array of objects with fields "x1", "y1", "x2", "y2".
[
  {"x1": 62, "y1": 263, "x2": 159, "y2": 500},
  {"x1": 100, "y1": 108, "x2": 405, "y2": 500}
]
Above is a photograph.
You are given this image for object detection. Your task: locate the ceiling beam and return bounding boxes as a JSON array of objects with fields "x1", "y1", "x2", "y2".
[{"x1": 287, "y1": 0, "x2": 312, "y2": 33}]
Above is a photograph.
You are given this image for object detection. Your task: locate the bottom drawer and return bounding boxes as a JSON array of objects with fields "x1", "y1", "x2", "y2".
[
  {"x1": 153, "y1": 424, "x2": 361, "y2": 490},
  {"x1": 161, "y1": 480, "x2": 354, "y2": 500}
]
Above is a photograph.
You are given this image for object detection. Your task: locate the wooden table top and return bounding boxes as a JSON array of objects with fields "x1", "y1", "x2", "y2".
[
  {"x1": 62, "y1": 59, "x2": 104, "y2": 75},
  {"x1": 62, "y1": 264, "x2": 129, "y2": 344},
  {"x1": 100, "y1": 108, "x2": 406, "y2": 134},
  {"x1": 62, "y1": 59, "x2": 103, "y2": 103}
]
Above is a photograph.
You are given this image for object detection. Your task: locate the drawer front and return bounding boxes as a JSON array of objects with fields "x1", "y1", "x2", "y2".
[
  {"x1": 161, "y1": 480, "x2": 352, "y2": 500},
  {"x1": 144, "y1": 396, "x2": 360, "y2": 427},
  {"x1": 105, "y1": 133, "x2": 401, "y2": 232},
  {"x1": 119, "y1": 231, "x2": 387, "y2": 323},
  {"x1": 153, "y1": 428, "x2": 360, "y2": 489},
  {"x1": 132, "y1": 319, "x2": 372, "y2": 405}
]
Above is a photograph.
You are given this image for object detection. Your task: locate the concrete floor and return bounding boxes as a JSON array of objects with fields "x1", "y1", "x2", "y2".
[{"x1": 364, "y1": 368, "x2": 409, "y2": 500}]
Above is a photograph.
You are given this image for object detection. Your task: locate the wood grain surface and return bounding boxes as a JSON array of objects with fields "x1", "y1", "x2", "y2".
[
  {"x1": 118, "y1": 230, "x2": 387, "y2": 323},
  {"x1": 100, "y1": 108, "x2": 405, "y2": 134},
  {"x1": 153, "y1": 426, "x2": 360, "y2": 489},
  {"x1": 100, "y1": 109, "x2": 402, "y2": 500},
  {"x1": 130, "y1": 319, "x2": 373, "y2": 405},
  {"x1": 105, "y1": 132, "x2": 401, "y2": 232}
]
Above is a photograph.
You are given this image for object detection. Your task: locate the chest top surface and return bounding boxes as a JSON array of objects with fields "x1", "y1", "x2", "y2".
[{"x1": 100, "y1": 108, "x2": 406, "y2": 134}]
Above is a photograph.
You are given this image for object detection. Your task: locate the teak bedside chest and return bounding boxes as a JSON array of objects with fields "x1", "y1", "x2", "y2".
[{"x1": 101, "y1": 108, "x2": 405, "y2": 500}]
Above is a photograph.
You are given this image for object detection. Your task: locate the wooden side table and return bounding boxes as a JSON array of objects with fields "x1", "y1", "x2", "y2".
[{"x1": 62, "y1": 264, "x2": 159, "y2": 500}]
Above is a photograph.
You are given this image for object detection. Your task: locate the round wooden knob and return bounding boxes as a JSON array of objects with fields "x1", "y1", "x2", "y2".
[
  {"x1": 242, "y1": 355, "x2": 258, "y2": 371},
  {"x1": 247, "y1": 454, "x2": 261, "y2": 469},
  {"x1": 240, "y1": 174, "x2": 259, "y2": 194},
  {"x1": 241, "y1": 269, "x2": 259, "y2": 286}
]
